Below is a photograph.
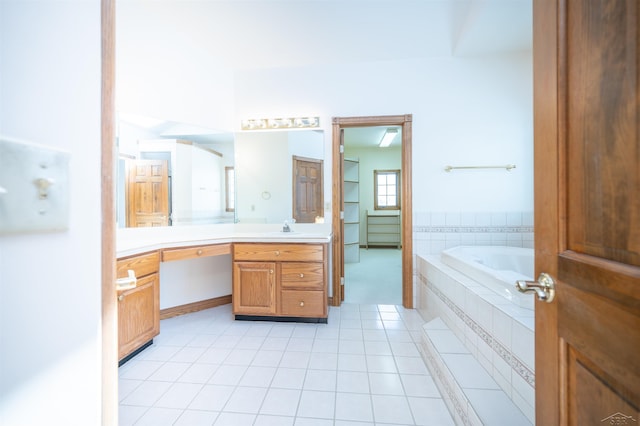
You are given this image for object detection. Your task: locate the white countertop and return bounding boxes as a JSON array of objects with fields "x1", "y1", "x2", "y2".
[{"x1": 117, "y1": 223, "x2": 333, "y2": 258}]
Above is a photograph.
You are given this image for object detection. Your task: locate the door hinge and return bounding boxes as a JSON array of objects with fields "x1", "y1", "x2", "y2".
[
  {"x1": 340, "y1": 211, "x2": 344, "y2": 220},
  {"x1": 340, "y1": 277, "x2": 345, "y2": 285},
  {"x1": 339, "y1": 145, "x2": 344, "y2": 153}
]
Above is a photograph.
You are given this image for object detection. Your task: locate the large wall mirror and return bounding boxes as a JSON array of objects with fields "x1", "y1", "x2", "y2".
[
  {"x1": 235, "y1": 130, "x2": 324, "y2": 224},
  {"x1": 116, "y1": 114, "x2": 235, "y2": 228},
  {"x1": 116, "y1": 114, "x2": 325, "y2": 227}
]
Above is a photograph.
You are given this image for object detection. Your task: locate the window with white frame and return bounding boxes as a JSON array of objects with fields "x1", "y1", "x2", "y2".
[
  {"x1": 225, "y1": 166, "x2": 235, "y2": 212},
  {"x1": 374, "y1": 169, "x2": 400, "y2": 210}
]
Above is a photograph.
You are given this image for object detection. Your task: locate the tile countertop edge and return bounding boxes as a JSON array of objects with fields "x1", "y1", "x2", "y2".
[{"x1": 116, "y1": 227, "x2": 333, "y2": 258}]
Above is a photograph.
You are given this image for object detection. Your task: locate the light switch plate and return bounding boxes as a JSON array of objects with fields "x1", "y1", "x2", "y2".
[{"x1": 0, "y1": 137, "x2": 70, "y2": 234}]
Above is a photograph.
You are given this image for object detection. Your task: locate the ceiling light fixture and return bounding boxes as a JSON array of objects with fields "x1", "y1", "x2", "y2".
[
  {"x1": 241, "y1": 116, "x2": 320, "y2": 131},
  {"x1": 379, "y1": 128, "x2": 398, "y2": 147}
]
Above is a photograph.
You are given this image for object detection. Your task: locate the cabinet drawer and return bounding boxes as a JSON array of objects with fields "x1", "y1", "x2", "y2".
[
  {"x1": 162, "y1": 243, "x2": 231, "y2": 262},
  {"x1": 117, "y1": 251, "x2": 159, "y2": 279},
  {"x1": 234, "y1": 243, "x2": 324, "y2": 262},
  {"x1": 280, "y1": 290, "x2": 325, "y2": 317},
  {"x1": 281, "y1": 263, "x2": 324, "y2": 290}
]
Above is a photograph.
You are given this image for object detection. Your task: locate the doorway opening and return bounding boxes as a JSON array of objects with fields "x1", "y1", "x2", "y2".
[
  {"x1": 343, "y1": 129, "x2": 402, "y2": 304},
  {"x1": 331, "y1": 115, "x2": 413, "y2": 308}
]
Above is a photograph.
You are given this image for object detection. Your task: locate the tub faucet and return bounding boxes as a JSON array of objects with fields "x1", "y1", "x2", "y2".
[{"x1": 282, "y1": 220, "x2": 292, "y2": 232}]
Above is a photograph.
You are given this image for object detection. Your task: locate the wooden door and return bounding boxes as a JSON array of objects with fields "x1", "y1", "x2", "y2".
[
  {"x1": 534, "y1": 1, "x2": 640, "y2": 425},
  {"x1": 338, "y1": 130, "x2": 345, "y2": 301},
  {"x1": 126, "y1": 159, "x2": 169, "y2": 227},
  {"x1": 232, "y1": 262, "x2": 277, "y2": 315},
  {"x1": 292, "y1": 156, "x2": 324, "y2": 223}
]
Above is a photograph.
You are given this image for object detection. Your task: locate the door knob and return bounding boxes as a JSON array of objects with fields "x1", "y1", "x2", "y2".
[{"x1": 516, "y1": 272, "x2": 556, "y2": 303}]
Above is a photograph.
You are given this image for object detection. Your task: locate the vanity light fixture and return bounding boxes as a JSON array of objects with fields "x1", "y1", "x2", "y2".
[
  {"x1": 241, "y1": 116, "x2": 320, "y2": 131},
  {"x1": 379, "y1": 128, "x2": 398, "y2": 147}
]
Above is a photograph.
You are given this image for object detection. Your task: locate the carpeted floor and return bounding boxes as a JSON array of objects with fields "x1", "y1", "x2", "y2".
[{"x1": 344, "y1": 248, "x2": 402, "y2": 305}]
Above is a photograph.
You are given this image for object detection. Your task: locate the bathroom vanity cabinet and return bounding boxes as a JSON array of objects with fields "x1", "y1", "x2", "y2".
[
  {"x1": 232, "y1": 243, "x2": 328, "y2": 322},
  {"x1": 116, "y1": 251, "x2": 160, "y2": 361},
  {"x1": 115, "y1": 224, "x2": 332, "y2": 360}
]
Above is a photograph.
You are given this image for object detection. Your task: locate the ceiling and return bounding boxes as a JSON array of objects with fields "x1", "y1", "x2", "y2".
[
  {"x1": 344, "y1": 126, "x2": 402, "y2": 149},
  {"x1": 119, "y1": 0, "x2": 532, "y2": 71}
]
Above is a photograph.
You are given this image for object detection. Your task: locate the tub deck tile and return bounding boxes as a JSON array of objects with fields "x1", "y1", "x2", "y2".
[
  {"x1": 420, "y1": 319, "x2": 533, "y2": 426},
  {"x1": 427, "y1": 329, "x2": 471, "y2": 354}
]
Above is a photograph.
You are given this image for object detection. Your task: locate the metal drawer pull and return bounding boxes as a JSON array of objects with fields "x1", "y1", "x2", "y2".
[
  {"x1": 270, "y1": 269, "x2": 274, "y2": 274},
  {"x1": 275, "y1": 250, "x2": 280, "y2": 256},
  {"x1": 299, "y1": 301, "x2": 305, "y2": 307},
  {"x1": 197, "y1": 249, "x2": 203, "y2": 255},
  {"x1": 299, "y1": 273, "x2": 304, "y2": 278},
  {"x1": 118, "y1": 294, "x2": 124, "y2": 302}
]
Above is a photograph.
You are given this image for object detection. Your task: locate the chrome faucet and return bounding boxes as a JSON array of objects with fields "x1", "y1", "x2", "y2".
[{"x1": 282, "y1": 220, "x2": 292, "y2": 232}]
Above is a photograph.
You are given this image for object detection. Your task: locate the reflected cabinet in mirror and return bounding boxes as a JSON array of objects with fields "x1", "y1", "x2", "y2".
[{"x1": 235, "y1": 130, "x2": 324, "y2": 224}]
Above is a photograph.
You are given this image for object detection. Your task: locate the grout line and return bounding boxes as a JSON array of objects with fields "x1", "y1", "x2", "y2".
[
  {"x1": 421, "y1": 272, "x2": 535, "y2": 388},
  {"x1": 120, "y1": 303, "x2": 449, "y2": 426}
]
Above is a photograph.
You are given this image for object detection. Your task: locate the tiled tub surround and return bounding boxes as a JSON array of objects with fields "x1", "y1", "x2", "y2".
[
  {"x1": 412, "y1": 211, "x2": 534, "y2": 256},
  {"x1": 440, "y1": 246, "x2": 535, "y2": 310},
  {"x1": 409, "y1": 211, "x2": 534, "y2": 308},
  {"x1": 416, "y1": 254, "x2": 535, "y2": 424}
]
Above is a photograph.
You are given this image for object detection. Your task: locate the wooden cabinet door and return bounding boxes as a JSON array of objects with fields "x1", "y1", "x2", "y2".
[
  {"x1": 232, "y1": 262, "x2": 277, "y2": 315},
  {"x1": 117, "y1": 273, "x2": 160, "y2": 360},
  {"x1": 534, "y1": 1, "x2": 640, "y2": 424}
]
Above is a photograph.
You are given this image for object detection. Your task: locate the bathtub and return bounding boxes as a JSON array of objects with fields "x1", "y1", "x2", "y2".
[{"x1": 441, "y1": 245, "x2": 535, "y2": 310}]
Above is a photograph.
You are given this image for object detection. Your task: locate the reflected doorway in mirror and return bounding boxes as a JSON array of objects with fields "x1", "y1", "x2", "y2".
[{"x1": 293, "y1": 156, "x2": 323, "y2": 223}]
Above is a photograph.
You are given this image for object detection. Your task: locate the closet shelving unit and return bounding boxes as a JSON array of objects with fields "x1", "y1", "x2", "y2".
[
  {"x1": 343, "y1": 158, "x2": 360, "y2": 263},
  {"x1": 366, "y1": 210, "x2": 401, "y2": 249}
]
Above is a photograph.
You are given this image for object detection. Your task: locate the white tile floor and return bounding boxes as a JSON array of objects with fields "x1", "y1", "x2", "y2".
[{"x1": 118, "y1": 303, "x2": 455, "y2": 426}]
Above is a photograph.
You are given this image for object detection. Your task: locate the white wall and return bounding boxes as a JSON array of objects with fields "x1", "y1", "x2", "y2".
[
  {"x1": 116, "y1": 1, "x2": 236, "y2": 131},
  {"x1": 191, "y1": 146, "x2": 224, "y2": 220},
  {"x1": 235, "y1": 132, "x2": 290, "y2": 223},
  {"x1": 0, "y1": 1, "x2": 102, "y2": 424},
  {"x1": 234, "y1": 53, "x2": 533, "y2": 215},
  {"x1": 160, "y1": 255, "x2": 232, "y2": 309}
]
